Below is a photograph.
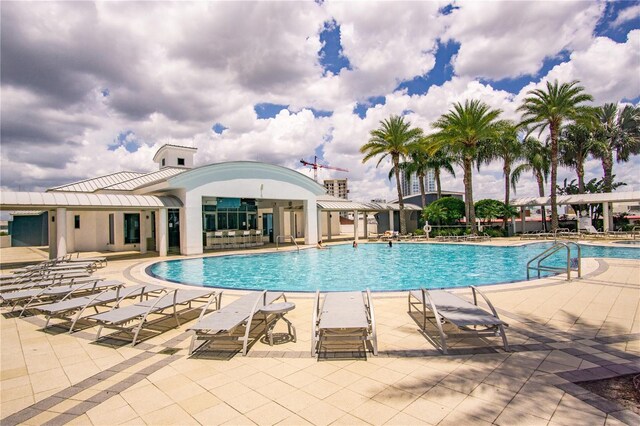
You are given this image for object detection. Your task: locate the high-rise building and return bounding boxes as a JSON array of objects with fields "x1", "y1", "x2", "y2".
[
  {"x1": 400, "y1": 170, "x2": 436, "y2": 196},
  {"x1": 323, "y1": 179, "x2": 349, "y2": 199}
]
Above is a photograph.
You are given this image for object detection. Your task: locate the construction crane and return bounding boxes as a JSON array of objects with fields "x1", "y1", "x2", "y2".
[{"x1": 300, "y1": 156, "x2": 348, "y2": 182}]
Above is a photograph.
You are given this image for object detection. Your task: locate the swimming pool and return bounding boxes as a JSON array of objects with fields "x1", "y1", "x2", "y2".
[{"x1": 147, "y1": 243, "x2": 640, "y2": 292}]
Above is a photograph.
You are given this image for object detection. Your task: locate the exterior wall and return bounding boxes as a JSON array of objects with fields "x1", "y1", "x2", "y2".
[
  {"x1": 375, "y1": 211, "x2": 418, "y2": 233},
  {"x1": 0, "y1": 235, "x2": 11, "y2": 248},
  {"x1": 156, "y1": 148, "x2": 195, "y2": 170}
]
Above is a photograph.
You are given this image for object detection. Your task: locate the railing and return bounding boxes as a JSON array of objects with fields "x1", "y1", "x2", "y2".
[
  {"x1": 526, "y1": 241, "x2": 581, "y2": 281},
  {"x1": 633, "y1": 226, "x2": 640, "y2": 240},
  {"x1": 275, "y1": 235, "x2": 299, "y2": 252}
]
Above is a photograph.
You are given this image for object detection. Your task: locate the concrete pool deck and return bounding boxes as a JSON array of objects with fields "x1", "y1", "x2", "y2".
[{"x1": 1, "y1": 243, "x2": 639, "y2": 425}]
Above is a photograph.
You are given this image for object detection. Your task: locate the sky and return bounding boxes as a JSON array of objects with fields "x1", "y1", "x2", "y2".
[{"x1": 1, "y1": 0, "x2": 639, "y2": 203}]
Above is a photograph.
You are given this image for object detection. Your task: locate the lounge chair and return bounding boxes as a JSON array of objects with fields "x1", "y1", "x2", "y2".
[
  {"x1": 408, "y1": 286, "x2": 509, "y2": 354},
  {"x1": 69, "y1": 253, "x2": 108, "y2": 268},
  {"x1": 311, "y1": 290, "x2": 378, "y2": 356},
  {"x1": 580, "y1": 225, "x2": 607, "y2": 238},
  {"x1": 188, "y1": 290, "x2": 286, "y2": 356},
  {"x1": 36, "y1": 283, "x2": 165, "y2": 332},
  {"x1": 89, "y1": 288, "x2": 216, "y2": 346},
  {"x1": 1, "y1": 279, "x2": 119, "y2": 315}
]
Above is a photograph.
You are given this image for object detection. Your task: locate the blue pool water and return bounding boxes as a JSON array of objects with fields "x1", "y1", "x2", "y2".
[{"x1": 147, "y1": 243, "x2": 639, "y2": 292}]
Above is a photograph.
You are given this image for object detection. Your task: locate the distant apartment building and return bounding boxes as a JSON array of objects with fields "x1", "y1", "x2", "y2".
[
  {"x1": 400, "y1": 170, "x2": 436, "y2": 196},
  {"x1": 324, "y1": 179, "x2": 348, "y2": 199}
]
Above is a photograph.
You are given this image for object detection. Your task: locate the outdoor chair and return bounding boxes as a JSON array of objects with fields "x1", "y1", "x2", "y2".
[
  {"x1": 188, "y1": 290, "x2": 286, "y2": 356},
  {"x1": 311, "y1": 289, "x2": 378, "y2": 357},
  {"x1": 2, "y1": 279, "x2": 120, "y2": 316},
  {"x1": 408, "y1": 286, "x2": 509, "y2": 354},
  {"x1": 36, "y1": 283, "x2": 165, "y2": 332},
  {"x1": 88, "y1": 288, "x2": 217, "y2": 346},
  {"x1": 580, "y1": 225, "x2": 607, "y2": 238},
  {"x1": 0, "y1": 274, "x2": 97, "y2": 293}
]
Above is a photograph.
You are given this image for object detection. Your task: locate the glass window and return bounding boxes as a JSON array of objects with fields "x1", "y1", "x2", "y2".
[
  {"x1": 74, "y1": 215, "x2": 80, "y2": 229},
  {"x1": 228, "y1": 211, "x2": 238, "y2": 229},
  {"x1": 177, "y1": 158, "x2": 185, "y2": 166},
  {"x1": 204, "y1": 214, "x2": 216, "y2": 231},
  {"x1": 217, "y1": 212, "x2": 227, "y2": 230},
  {"x1": 124, "y1": 213, "x2": 140, "y2": 244}
]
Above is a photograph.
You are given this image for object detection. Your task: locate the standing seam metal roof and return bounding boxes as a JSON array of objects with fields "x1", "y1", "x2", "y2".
[
  {"x1": 48, "y1": 171, "x2": 145, "y2": 193},
  {"x1": 103, "y1": 168, "x2": 186, "y2": 191}
]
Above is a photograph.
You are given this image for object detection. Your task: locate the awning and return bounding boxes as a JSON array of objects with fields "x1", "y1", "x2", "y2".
[
  {"x1": 511, "y1": 191, "x2": 640, "y2": 207},
  {"x1": 0, "y1": 191, "x2": 183, "y2": 210},
  {"x1": 317, "y1": 200, "x2": 422, "y2": 212}
]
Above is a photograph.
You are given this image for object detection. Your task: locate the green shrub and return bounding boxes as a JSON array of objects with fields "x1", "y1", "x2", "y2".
[{"x1": 423, "y1": 197, "x2": 465, "y2": 225}]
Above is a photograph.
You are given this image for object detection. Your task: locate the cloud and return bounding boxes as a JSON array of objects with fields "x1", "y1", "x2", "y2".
[
  {"x1": 1, "y1": 0, "x2": 638, "y2": 205},
  {"x1": 612, "y1": 4, "x2": 640, "y2": 27},
  {"x1": 542, "y1": 30, "x2": 640, "y2": 104},
  {"x1": 445, "y1": 1, "x2": 604, "y2": 80}
]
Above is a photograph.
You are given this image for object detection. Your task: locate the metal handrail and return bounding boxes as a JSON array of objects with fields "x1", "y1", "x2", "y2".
[
  {"x1": 526, "y1": 241, "x2": 581, "y2": 281},
  {"x1": 632, "y1": 226, "x2": 640, "y2": 240},
  {"x1": 275, "y1": 235, "x2": 299, "y2": 252}
]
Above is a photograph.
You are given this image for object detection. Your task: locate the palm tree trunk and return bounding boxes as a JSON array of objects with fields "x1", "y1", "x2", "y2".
[
  {"x1": 601, "y1": 149, "x2": 614, "y2": 229},
  {"x1": 577, "y1": 159, "x2": 585, "y2": 194},
  {"x1": 435, "y1": 168, "x2": 442, "y2": 199},
  {"x1": 418, "y1": 172, "x2": 426, "y2": 208},
  {"x1": 550, "y1": 122, "x2": 559, "y2": 232},
  {"x1": 535, "y1": 170, "x2": 547, "y2": 232},
  {"x1": 503, "y1": 163, "x2": 511, "y2": 229},
  {"x1": 463, "y1": 156, "x2": 477, "y2": 233},
  {"x1": 602, "y1": 150, "x2": 613, "y2": 193},
  {"x1": 393, "y1": 156, "x2": 407, "y2": 234}
]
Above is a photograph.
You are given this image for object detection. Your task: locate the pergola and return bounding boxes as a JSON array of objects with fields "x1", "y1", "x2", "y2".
[
  {"x1": 316, "y1": 198, "x2": 422, "y2": 241},
  {"x1": 510, "y1": 191, "x2": 640, "y2": 231}
]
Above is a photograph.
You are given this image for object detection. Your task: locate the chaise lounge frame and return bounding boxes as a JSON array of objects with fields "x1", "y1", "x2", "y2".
[
  {"x1": 188, "y1": 290, "x2": 286, "y2": 356},
  {"x1": 311, "y1": 289, "x2": 378, "y2": 357},
  {"x1": 408, "y1": 286, "x2": 509, "y2": 354}
]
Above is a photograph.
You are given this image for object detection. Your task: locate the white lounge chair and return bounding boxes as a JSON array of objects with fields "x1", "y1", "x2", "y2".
[
  {"x1": 188, "y1": 290, "x2": 286, "y2": 356},
  {"x1": 36, "y1": 283, "x2": 165, "y2": 332},
  {"x1": 408, "y1": 286, "x2": 509, "y2": 354},
  {"x1": 89, "y1": 288, "x2": 216, "y2": 346},
  {"x1": 580, "y1": 225, "x2": 607, "y2": 238},
  {"x1": 311, "y1": 290, "x2": 378, "y2": 357}
]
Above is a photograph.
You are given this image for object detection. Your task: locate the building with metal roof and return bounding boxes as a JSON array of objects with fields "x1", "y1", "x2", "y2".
[{"x1": 0, "y1": 144, "x2": 424, "y2": 257}]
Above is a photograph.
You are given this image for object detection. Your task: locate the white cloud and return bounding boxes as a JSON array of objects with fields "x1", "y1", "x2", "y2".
[
  {"x1": 445, "y1": 1, "x2": 604, "y2": 80},
  {"x1": 1, "y1": 0, "x2": 638, "y2": 206},
  {"x1": 612, "y1": 4, "x2": 640, "y2": 27},
  {"x1": 543, "y1": 30, "x2": 640, "y2": 104}
]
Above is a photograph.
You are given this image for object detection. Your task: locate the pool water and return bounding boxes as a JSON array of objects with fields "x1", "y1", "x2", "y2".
[{"x1": 147, "y1": 243, "x2": 640, "y2": 292}]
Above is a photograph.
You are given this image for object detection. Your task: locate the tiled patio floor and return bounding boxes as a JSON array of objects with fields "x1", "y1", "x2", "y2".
[{"x1": 1, "y1": 246, "x2": 639, "y2": 425}]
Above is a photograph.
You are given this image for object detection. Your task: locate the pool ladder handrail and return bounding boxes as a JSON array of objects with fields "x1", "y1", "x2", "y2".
[
  {"x1": 632, "y1": 226, "x2": 640, "y2": 240},
  {"x1": 526, "y1": 241, "x2": 581, "y2": 281},
  {"x1": 275, "y1": 235, "x2": 299, "y2": 252}
]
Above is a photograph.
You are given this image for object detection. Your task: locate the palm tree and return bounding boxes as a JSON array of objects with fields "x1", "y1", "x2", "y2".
[
  {"x1": 559, "y1": 123, "x2": 598, "y2": 194},
  {"x1": 361, "y1": 115, "x2": 423, "y2": 234},
  {"x1": 428, "y1": 100, "x2": 502, "y2": 234},
  {"x1": 517, "y1": 80, "x2": 593, "y2": 231},
  {"x1": 477, "y1": 120, "x2": 523, "y2": 228},
  {"x1": 593, "y1": 104, "x2": 640, "y2": 193},
  {"x1": 392, "y1": 141, "x2": 456, "y2": 207},
  {"x1": 423, "y1": 145, "x2": 456, "y2": 200},
  {"x1": 511, "y1": 136, "x2": 550, "y2": 231},
  {"x1": 392, "y1": 146, "x2": 431, "y2": 208}
]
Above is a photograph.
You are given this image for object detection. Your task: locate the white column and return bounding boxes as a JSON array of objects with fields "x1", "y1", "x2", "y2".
[
  {"x1": 183, "y1": 193, "x2": 203, "y2": 255},
  {"x1": 303, "y1": 199, "x2": 318, "y2": 245},
  {"x1": 317, "y1": 207, "x2": 323, "y2": 241},
  {"x1": 56, "y1": 207, "x2": 67, "y2": 257},
  {"x1": 602, "y1": 202, "x2": 610, "y2": 232},
  {"x1": 388, "y1": 210, "x2": 395, "y2": 232},
  {"x1": 353, "y1": 210, "x2": 359, "y2": 242},
  {"x1": 327, "y1": 212, "x2": 332, "y2": 240},
  {"x1": 139, "y1": 210, "x2": 147, "y2": 254},
  {"x1": 158, "y1": 209, "x2": 168, "y2": 257},
  {"x1": 363, "y1": 213, "x2": 369, "y2": 240}
]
